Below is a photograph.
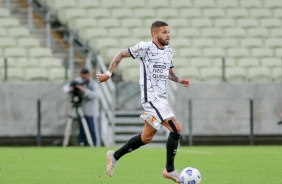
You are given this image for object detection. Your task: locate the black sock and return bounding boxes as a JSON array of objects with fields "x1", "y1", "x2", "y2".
[
  {"x1": 166, "y1": 132, "x2": 180, "y2": 172},
  {"x1": 113, "y1": 134, "x2": 145, "y2": 161}
]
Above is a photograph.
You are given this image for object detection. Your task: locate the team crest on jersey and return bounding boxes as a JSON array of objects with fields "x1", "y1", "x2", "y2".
[
  {"x1": 150, "y1": 116, "x2": 157, "y2": 123},
  {"x1": 163, "y1": 106, "x2": 171, "y2": 114}
]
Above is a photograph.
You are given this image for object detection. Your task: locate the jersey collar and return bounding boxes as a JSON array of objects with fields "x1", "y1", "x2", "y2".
[{"x1": 152, "y1": 41, "x2": 165, "y2": 50}]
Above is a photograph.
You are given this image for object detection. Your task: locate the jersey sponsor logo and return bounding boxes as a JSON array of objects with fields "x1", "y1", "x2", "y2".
[
  {"x1": 152, "y1": 65, "x2": 168, "y2": 80},
  {"x1": 153, "y1": 65, "x2": 166, "y2": 69},
  {"x1": 150, "y1": 116, "x2": 157, "y2": 123}
]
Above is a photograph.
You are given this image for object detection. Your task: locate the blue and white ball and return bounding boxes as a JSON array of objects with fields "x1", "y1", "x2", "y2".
[{"x1": 179, "y1": 167, "x2": 201, "y2": 184}]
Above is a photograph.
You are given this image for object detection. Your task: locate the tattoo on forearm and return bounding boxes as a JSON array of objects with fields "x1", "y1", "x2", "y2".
[
  {"x1": 108, "y1": 49, "x2": 130, "y2": 72},
  {"x1": 169, "y1": 72, "x2": 179, "y2": 83}
]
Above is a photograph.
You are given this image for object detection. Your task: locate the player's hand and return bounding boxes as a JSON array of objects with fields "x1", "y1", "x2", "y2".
[
  {"x1": 178, "y1": 78, "x2": 190, "y2": 88},
  {"x1": 96, "y1": 73, "x2": 110, "y2": 83},
  {"x1": 68, "y1": 87, "x2": 74, "y2": 93},
  {"x1": 76, "y1": 85, "x2": 85, "y2": 92}
]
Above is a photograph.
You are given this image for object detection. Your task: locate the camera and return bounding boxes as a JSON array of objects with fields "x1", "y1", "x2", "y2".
[{"x1": 70, "y1": 80, "x2": 88, "y2": 106}]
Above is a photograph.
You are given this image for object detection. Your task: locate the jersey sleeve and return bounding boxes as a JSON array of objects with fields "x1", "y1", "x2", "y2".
[{"x1": 128, "y1": 41, "x2": 149, "y2": 59}]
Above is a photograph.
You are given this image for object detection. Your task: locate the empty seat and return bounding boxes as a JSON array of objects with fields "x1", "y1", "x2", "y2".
[
  {"x1": 201, "y1": 28, "x2": 223, "y2": 38},
  {"x1": 144, "y1": 18, "x2": 165, "y2": 27},
  {"x1": 216, "y1": 38, "x2": 238, "y2": 48},
  {"x1": 119, "y1": 57, "x2": 139, "y2": 70},
  {"x1": 0, "y1": 8, "x2": 10, "y2": 17},
  {"x1": 0, "y1": 28, "x2": 7, "y2": 36},
  {"x1": 265, "y1": 39, "x2": 282, "y2": 48},
  {"x1": 271, "y1": 28, "x2": 282, "y2": 37},
  {"x1": 134, "y1": 9, "x2": 155, "y2": 18},
  {"x1": 190, "y1": 58, "x2": 213, "y2": 68},
  {"x1": 4, "y1": 47, "x2": 27, "y2": 57},
  {"x1": 58, "y1": 8, "x2": 87, "y2": 24},
  {"x1": 178, "y1": 28, "x2": 200, "y2": 38},
  {"x1": 39, "y1": 57, "x2": 62, "y2": 68},
  {"x1": 112, "y1": 9, "x2": 133, "y2": 18},
  {"x1": 124, "y1": 0, "x2": 146, "y2": 8},
  {"x1": 98, "y1": 18, "x2": 120, "y2": 28},
  {"x1": 122, "y1": 67, "x2": 139, "y2": 82},
  {"x1": 261, "y1": 58, "x2": 282, "y2": 68},
  {"x1": 177, "y1": 67, "x2": 201, "y2": 81},
  {"x1": 178, "y1": 48, "x2": 202, "y2": 57},
  {"x1": 0, "y1": 37, "x2": 16, "y2": 47},
  {"x1": 25, "y1": 68, "x2": 48, "y2": 81},
  {"x1": 132, "y1": 28, "x2": 151, "y2": 39},
  {"x1": 147, "y1": 0, "x2": 169, "y2": 8},
  {"x1": 241, "y1": 38, "x2": 263, "y2": 48},
  {"x1": 167, "y1": 18, "x2": 189, "y2": 28},
  {"x1": 227, "y1": 8, "x2": 249, "y2": 18},
  {"x1": 203, "y1": 48, "x2": 225, "y2": 57},
  {"x1": 191, "y1": 18, "x2": 212, "y2": 28},
  {"x1": 122, "y1": 18, "x2": 143, "y2": 28},
  {"x1": 1, "y1": 58, "x2": 17, "y2": 67},
  {"x1": 248, "y1": 67, "x2": 272, "y2": 81},
  {"x1": 87, "y1": 9, "x2": 110, "y2": 18},
  {"x1": 260, "y1": 18, "x2": 281, "y2": 28},
  {"x1": 240, "y1": 0, "x2": 262, "y2": 8},
  {"x1": 90, "y1": 38, "x2": 119, "y2": 50},
  {"x1": 227, "y1": 48, "x2": 249, "y2": 57},
  {"x1": 68, "y1": 18, "x2": 97, "y2": 31},
  {"x1": 156, "y1": 8, "x2": 179, "y2": 18},
  {"x1": 237, "y1": 58, "x2": 260, "y2": 68},
  {"x1": 17, "y1": 37, "x2": 41, "y2": 47},
  {"x1": 172, "y1": 57, "x2": 189, "y2": 68},
  {"x1": 180, "y1": 9, "x2": 202, "y2": 18},
  {"x1": 0, "y1": 18, "x2": 20, "y2": 27},
  {"x1": 170, "y1": 0, "x2": 193, "y2": 8},
  {"x1": 217, "y1": 0, "x2": 238, "y2": 8},
  {"x1": 272, "y1": 68, "x2": 282, "y2": 81},
  {"x1": 100, "y1": 48, "x2": 122, "y2": 64},
  {"x1": 76, "y1": 0, "x2": 99, "y2": 9},
  {"x1": 49, "y1": 68, "x2": 70, "y2": 81},
  {"x1": 6, "y1": 68, "x2": 25, "y2": 80},
  {"x1": 225, "y1": 28, "x2": 246, "y2": 38},
  {"x1": 275, "y1": 48, "x2": 282, "y2": 57},
  {"x1": 214, "y1": 57, "x2": 237, "y2": 67},
  {"x1": 100, "y1": 0, "x2": 123, "y2": 8},
  {"x1": 28, "y1": 48, "x2": 52, "y2": 57},
  {"x1": 263, "y1": 0, "x2": 282, "y2": 8},
  {"x1": 78, "y1": 27, "x2": 108, "y2": 40},
  {"x1": 250, "y1": 8, "x2": 272, "y2": 18},
  {"x1": 7, "y1": 26, "x2": 30, "y2": 37},
  {"x1": 201, "y1": 67, "x2": 222, "y2": 81},
  {"x1": 251, "y1": 48, "x2": 273, "y2": 57},
  {"x1": 226, "y1": 67, "x2": 248, "y2": 81},
  {"x1": 120, "y1": 38, "x2": 141, "y2": 48},
  {"x1": 16, "y1": 58, "x2": 39, "y2": 68},
  {"x1": 46, "y1": 0, "x2": 76, "y2": 11},
  {"x1": 169, "y1": 38, "x2": 190, "y2": 48},
  {"x1": 195, "y1": 0, "x2": 216, "y2": 8},
  {"x1": 273, "y1": 9, "x2": 282, "y2": 18},
  {"x1": 238, "y1": 18, "x2": 259, "y2": 28},
  {"x1": 247, "y1": 28, "x2": 269, "y2": 38},
  {"x1": 192, "y1": 38, "x2": 214, "y2": 48},
  {"x1": 214, "y1": 18, "x2": 236, "y2": 27},
  {"x1": 108, "y1": 28, "x2": 130, "y2": 38},
  {"x1": 203, "y1": 8, "x2": 225, "y2": 18}
]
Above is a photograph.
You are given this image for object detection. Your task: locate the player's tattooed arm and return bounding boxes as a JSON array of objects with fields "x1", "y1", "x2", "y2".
[
  {"x1": 169, "y1": 68, "x2": 190, "y2": 88},
  {"x1": 96, "y1": 49, "x2": 131, "y2": 83}
]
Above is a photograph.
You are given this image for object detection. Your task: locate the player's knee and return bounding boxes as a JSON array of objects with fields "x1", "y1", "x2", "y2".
[{"x1": 168, "y1": 119, "x2": 182, "y2": 134}]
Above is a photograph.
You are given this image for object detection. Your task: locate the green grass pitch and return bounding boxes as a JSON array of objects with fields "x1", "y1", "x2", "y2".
[{"x1": 0, "y1": 146, "x2": 281, "y2": 184}]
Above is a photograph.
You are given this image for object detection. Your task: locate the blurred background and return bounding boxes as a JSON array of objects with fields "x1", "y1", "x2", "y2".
[{"x1": 0, "y1": 0, "x2": 281, "y2": 147}]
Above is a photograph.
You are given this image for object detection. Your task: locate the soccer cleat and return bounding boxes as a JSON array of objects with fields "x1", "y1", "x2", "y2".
[
  {"x1": 163, "y1": 169, "x2": 181, "y2": 183},
  {"x1": 106, "y1": 150, "x2": 117, "y2": 177}
]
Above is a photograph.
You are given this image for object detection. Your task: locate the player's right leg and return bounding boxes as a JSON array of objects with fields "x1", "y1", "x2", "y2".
[{"x1": 106, "y1": 121, "x2": 157, "y2": 177}]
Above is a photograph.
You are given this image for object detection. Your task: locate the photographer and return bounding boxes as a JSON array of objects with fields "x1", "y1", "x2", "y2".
[{"x1": 63, "y1": 68, "x2": 100, "y2": 146}]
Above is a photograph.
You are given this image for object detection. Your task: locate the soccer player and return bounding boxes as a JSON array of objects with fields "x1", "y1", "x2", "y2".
[{"x1": 96, "y1": 21, "x2": 190, "y2": 183}]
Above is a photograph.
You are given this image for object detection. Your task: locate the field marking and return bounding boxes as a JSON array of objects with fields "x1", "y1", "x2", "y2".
[{"x1": 178, "y1": 150, "x2": 215, "y2": 155}]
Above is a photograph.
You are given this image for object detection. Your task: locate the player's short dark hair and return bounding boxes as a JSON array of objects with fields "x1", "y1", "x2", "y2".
[
  {"x1": 151, "y1": 21, "x2": 169, "y2": 32},
  {"x1": 80, "y1": 68, "x2": 89, "y2": 74}
]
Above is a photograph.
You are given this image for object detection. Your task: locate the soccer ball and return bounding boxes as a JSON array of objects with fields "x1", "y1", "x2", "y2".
[{"x1": 179, "y1": 167, "x2": 201, "y2": 184}]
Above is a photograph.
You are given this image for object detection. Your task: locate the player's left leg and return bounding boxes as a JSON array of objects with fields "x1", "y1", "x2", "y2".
[{"x1": 161, "y1": 116, "x2": 182, "y2": 183}]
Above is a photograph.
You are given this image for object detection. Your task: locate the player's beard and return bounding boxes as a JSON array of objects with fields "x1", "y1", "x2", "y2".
[{"x1": 158, "y1": 37, "x2": 169, "y2": 46}]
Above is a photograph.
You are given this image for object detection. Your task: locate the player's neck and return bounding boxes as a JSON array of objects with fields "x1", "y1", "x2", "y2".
[{"x1": 152, "y1": 40, "x2": 164, "y2": 49}]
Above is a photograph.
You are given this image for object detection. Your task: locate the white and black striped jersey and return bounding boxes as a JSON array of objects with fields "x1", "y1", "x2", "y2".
[{"x1": 128, "y1": 41, "x2": 173, "y2": 103}]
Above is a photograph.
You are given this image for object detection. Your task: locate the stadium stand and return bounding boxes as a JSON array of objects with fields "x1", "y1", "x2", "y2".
[{"x1": 24, "y1": 0, "x2": 282, "y2": 82}]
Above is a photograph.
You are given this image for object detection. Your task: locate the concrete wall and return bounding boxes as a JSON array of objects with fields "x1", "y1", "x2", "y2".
[
  {"x1": 0, "y1": 82, "x2": 69, "y2": 136},
  {"x1": 117, "y1": 82, "x2": 282, "y2": 136}
]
